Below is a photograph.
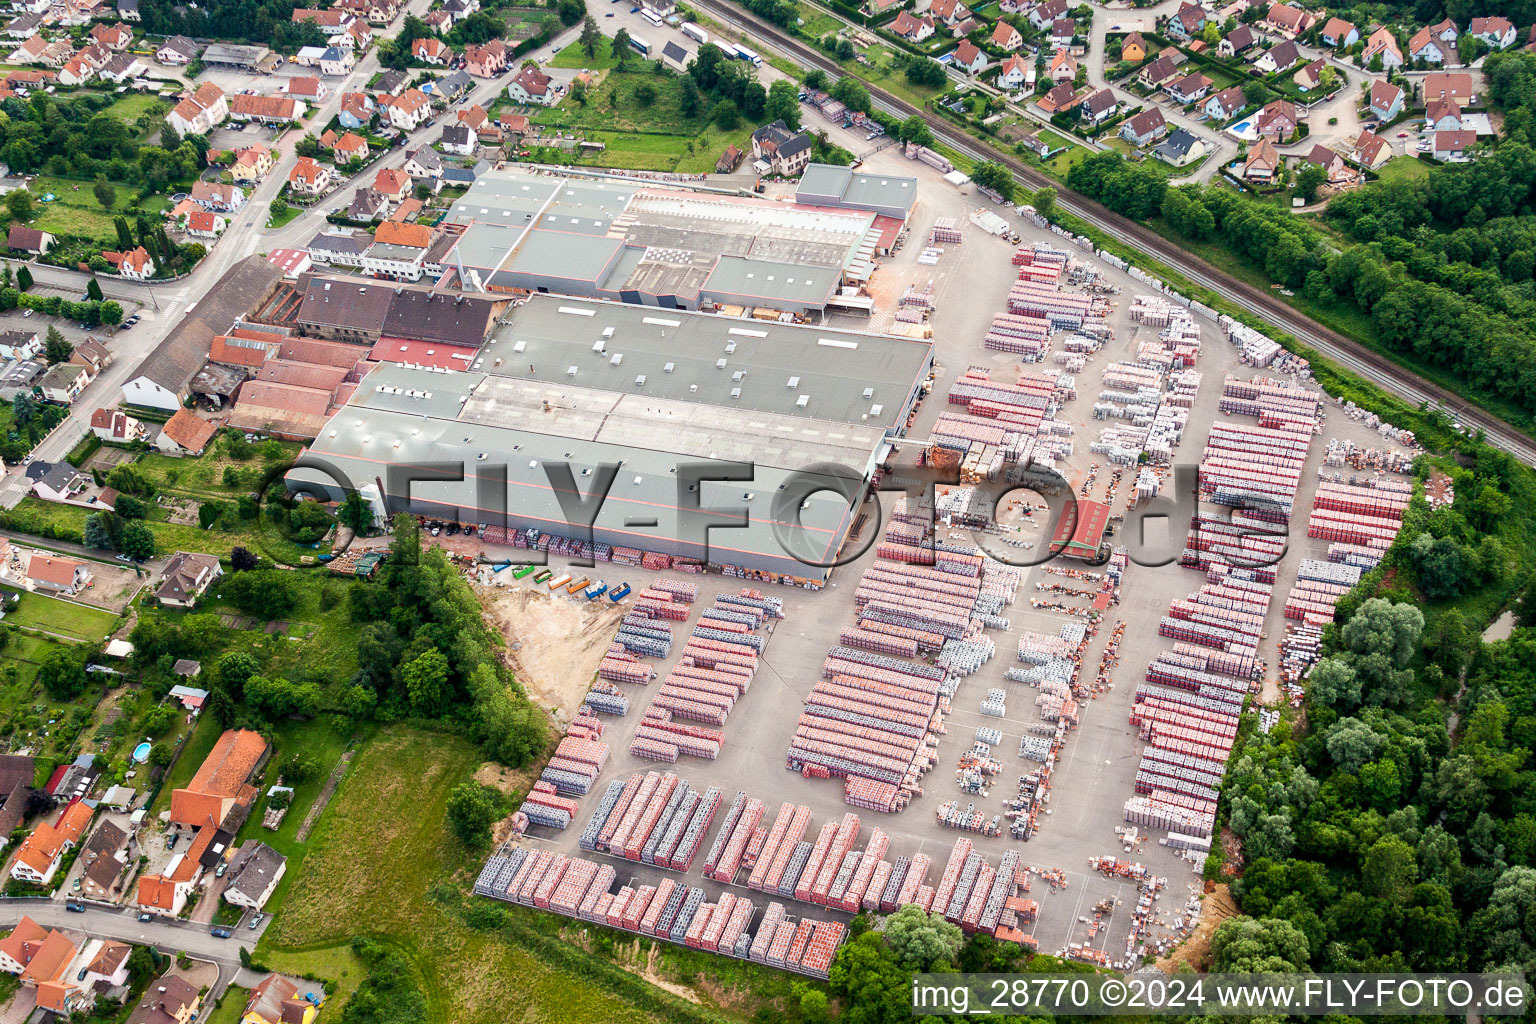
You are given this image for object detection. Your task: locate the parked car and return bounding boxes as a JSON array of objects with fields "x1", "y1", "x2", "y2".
[
  {"x1": 210, "y1": 927, "x2": 231, "y2": 938},
  {"x1": 215, "y1": 861, "x2": 227, "y2": 877},
  {"x1": 249, "y1": 913, "x2": 265, "y2": 929},
  {"x1": 138, "y1": 913, "x2": 153, "y2": 922},
  {"x1": 21, "y1": 309, "x2": 31, "y2": 317},
  {"x1": 64, "y1": 902, "x2": 84, "y2": 913}
]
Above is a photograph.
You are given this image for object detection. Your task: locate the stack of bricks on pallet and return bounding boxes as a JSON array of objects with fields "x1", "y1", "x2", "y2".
[
  {"x1": 540, "y1": 735, "x2": 609, "y2": 795},
  {"x1": 1127, "y1": 377, "x2": 1317, "y2": 837},
  {"x1": 1306, "y1": 476, "x2": 1409, "y2": 564},
  {"x1": 579, "y1": 771, "x2": 722, "y2": 871},
  {"x1": 631, "y1": 591, "x2": 773, "y2": 757},
  {"x1": 984, "y1": 311, "x2": 1052, "y2": 359},
  {"x1": 474, "y1": 847, "x2": 845, "y2": 977},
  {"x1": 582, "y1": 681, "x2": 630, "y2": 716},
  {"x1": 518, "y1": 780, "x2": 581, "y2": 830},
  {"x1": 1283, "y1": 558, "x2": 1364, "y2": 627},
  {"x1": 1008, "y1": 279, "x2": 1093, "y2": 330},
  {"x1": 1013, "y1": 247, "x2": 1065, "y2": 286}
]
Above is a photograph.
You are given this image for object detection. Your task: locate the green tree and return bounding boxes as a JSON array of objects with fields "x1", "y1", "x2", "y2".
[
  {"x1": 14, "y1": 265, "x2": 31, "y2": 292},
  {"x1": 1034, "y1": 185, "x2": 1058, "y2": 217},
  {"x1": 970, "y1": 161, "x2": 1015, "y2": 202},
  {"x1": 882, "y1": 905, "x2": 964, "y2": 969},
  {"x1": 38, "y1": 647, "x2": 87, "y2": 700},
  {"x1": 99, "y1": 301, "x2": 123, "y2": 327},
  {"x1": 142, "y1": 704, "x2": 178, "y2": 737},
  {"x1": 120, "y1": 521, "x2": 155, "y2": 560},
  {"x1": 92, "y1": 175, "x2": 115, "y2": 210},
  {"x1": 5, "y1": 190, "x2": 33, "y2": 223},
  {"x1": 10, "y1": 392, "x2": 33, "y2": 425},
  {"x1": 43, "y1": 326, "x2": 71, "y2": 365},
  {"x1": 82, "y1": 513, "x2": 114, "y2": 550},
  {"x1": 221, "y1": 569, "x2": 299, "y2": 619},
  {"x1": 897, "y1": 114, "x2": 934, "y2": 147},
  {"x1": 556, "y1": 0, "x2": 585, "y2": 25},
  {"x1": 765, "y1": 79, "x2": 802, "y2": 130},
  {"x1": 712, "y1": 98, "x2": 740, "y2": 130},
  {"x1": 85, "y1": 277, "x2": 103, "y2": 303},
  {"x1": 445, "y1": 781, "x2": 507, "y2": 847},
  {"x1": 338, "y1": 491, "x2": 375, "y2": 534},
  {"x1": 612, "y1": 28, "x2": 632, "y2": 62},
  {"x1": 1295, "y1": 162, "x2": 1328, "y2": 202},
  {"x1": 1210, "y1": 916, "x2": 1311, "y2": 972},
  {"x1": 402, "y1": 649, "x2": 450, "y2": 714},
  {"x1": 147, "y1": 741, "x2": 172, "y2": 768},
  {"x1": 579, "y1": 14, "x2": 601, "y2": 58}
]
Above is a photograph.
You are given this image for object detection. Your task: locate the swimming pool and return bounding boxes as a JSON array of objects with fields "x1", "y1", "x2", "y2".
[
  {"x1": 1225, "y1": 118, "x2": 1259, "y2": 142},
  {"x1": 132, "y1": 742, "x2": 151, "y2": 763}
]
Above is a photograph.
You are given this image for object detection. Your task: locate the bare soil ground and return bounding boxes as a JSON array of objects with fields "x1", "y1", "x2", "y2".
[
  {"x1": 476, "y1": 584, "x2": 627, "y2": 724},
  {"x1": 1155, "y1": 883, "x2": 1238, "y2": 972}
]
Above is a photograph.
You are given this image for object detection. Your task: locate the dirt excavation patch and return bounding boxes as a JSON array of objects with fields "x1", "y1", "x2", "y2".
[
  {"x1": 1156, "y1": 883, "x2": 1238, "y2": 972},
  {"x1": 477, "y1": 584, "x2": 627, "y2": 723}
]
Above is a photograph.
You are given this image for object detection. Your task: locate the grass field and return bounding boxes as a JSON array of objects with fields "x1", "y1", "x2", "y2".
[
  {"x1": 2, "y1": 592, "x2": 119, "y2": 642},
  {"x1": 260, "y1": 726, "x2": 700, "y2": 1024},
  {"x1": 149, "y1": 712, "x2": 222, "y2": 815},
  {"x1": 100, "y1": 94, "x2": 168, "y2": 125},
  {"x1": 1377, "y1": 155, "x2": 1430, "y2": 183},
  {"x1": 27, "y1": 177, "x2": 169, "y2": 245},
  {"x1": 549, "y1": 36, "x2": 624, "y2": 69},
  {"x1": 203, "y1": 985, "x2": 249, "y2": 1024}
]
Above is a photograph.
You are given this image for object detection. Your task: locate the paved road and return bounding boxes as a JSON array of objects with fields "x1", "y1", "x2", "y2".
[
  {"x1": 0, "y1": 898, "x2": 257, "y2": 965},
  {"x1": 693, "y1": 0, "x2": 1536, "y2": 466}
]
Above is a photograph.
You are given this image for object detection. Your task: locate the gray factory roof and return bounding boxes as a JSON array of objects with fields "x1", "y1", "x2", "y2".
[
  {"x1": 701, "y1": 256, "x2": 840, "y2": 309},
  {"x1": 474, "y1": 294, "x2": 932, "y2": 431},
  {"x1": 506, "y1": 229, "x2": 622, "y2": 283},
  {"x1": 295, "y1": 397, "x2": 857, "y2": 574},
  {"x1": 796, "y1": 163, "x2": 919, "y2": 219}
]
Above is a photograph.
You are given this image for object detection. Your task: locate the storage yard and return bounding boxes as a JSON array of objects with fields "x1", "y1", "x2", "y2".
[{"x1": 473, "y1": 146, "x2": 1421, "y2": 974}]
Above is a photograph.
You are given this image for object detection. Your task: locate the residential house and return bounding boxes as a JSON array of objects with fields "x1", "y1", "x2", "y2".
[
  {"x1": 320, "y1": 44, "x2": 354, "y2": 76},
  {"x1": 0, "y1": 917, "x2": 87, "y2": 1015},
  {"x1": 155, "y1": 551, "x2": 221, "y2": 608},
  {"x1": 1165, "y1": 71, "x2": 1212, "y2": 104},
  {"x1": 1434, "y1": 128, "x2": 1477, "y2": 161},
  {"x1": 1219, "y1": 24, "x2": 1256, "y2": 56},
  {"x1": 157, "y1": 408, "x2": 216, "y2": 456},
  {"x1": 382, "y1": 87, "x2": 431, "y2": 128},
  {"x1": 26, "y1": 462, "x2": 85, "y2": 504},
  {"x1": 3, "y1": 15, "x2": 40, "y2": 39},
  {"x1": 1363, "y1": 26, "x2": 1404, "y2": 69},
  {"x1": 89, "y1": 21, "x2": 131, "y2": 49},
  {"x1": 1422, "y1": 70, "x2": 1479, "y2": 105},
  {"x1": 37, "y1": 361, "x2": 90, "y2": 404},
  {"x1": 1204, "y1": 85, "x2": 1246, "y2": 121},
  {"x1": 1048, "y1": 49, "x2": 1077, "y2": 82},
  {"x1": 1468, "y1": 17, "x2": 1514, "y2": 51},
  {"x1": 222, "y1": 842, "x2": 286, "y2": 909},
  {"x1": 1294, "y1": 58, "x2": 1326, "y2": 91},
  {"x1": 232, "y1": 144, "x2": 274, "y2": 184},
  {"x1": 1120, "y1": 107, "x2": 1168, "y2": 146},
  {"x1": 185, "y1": 209, "x2": 226, "y2": 239},
  {"x1": 1028, "y1": 0, "x2": 1067, "y2": 30},
  {"x1": 339, "y1": 91, "x2": 375, "y2": 129},
  {"x1": 1262, "y1": 3, "x2": 1313, "y2": 36},
  {"x1": 464, "y1": 38, "x2": 508, "y2": 77},
  {"x1": 125, "y1": 974, "x2": 200, "y2": 1024},
  {"x1": 440, "y1": 123, "x2": 475, "y2": 155},
  {"x1": 1370, "y1": 79, "x2": 1404, "y2": 120},
  {"x1": 290, "y1": 7, "x2": 356, "y2": 34},
  {"x1": 403, "y1": 146, "x2": 443, "y2": 179},
  {"x1": 996, "y1": 53, "x2": 1031, "y2": 90},
  {"x1": 308, "y1": 230, "x2": 371, "y2": 269},
  {"x1": 286, "y1": 76, "x2": 327, "y2": 105},
  {"x1": 10, "y1": 801, "x2": 91, "y2": 883},
  {"x1": 7, "y1": 226, "x2": 53, "y2": 255},
  {"x1": 168, "y1": 728, "x2": 269, "y2": 832},
  {"x1": 951, "y1": 40, "x2": 990, "y2": 74},
  {"x1": 424, "y1": 68, "x2": 473, "y2": 105},
  {"x1": 335, "y1": 131, "x2": 369, "y2": 163},
  {"x1": 100, "y1": 52, "x2": 146, "y2": 82},
  {"x1": 228, "y1": 94, "x2": 305, "y2": 124},
  {"x1": 1302, "y1": 143, "x2": 1362, "y2": 186},
  {"x1": 1256, "y1": 98, "x2": 1298, "y2": 140},
  {"x1": 1138, "y1": 54, "x2": 1179, "y2": 88},
  {"x1": 1154, "y1": 127, "x2": 1206, "y2": 165},
  {"x1": 134, "y1": 870, "x2": 190, "y2": 917},
  {"x1": 78, "y1": 820, "x2": 131, "y2": 900},
  {"x1": 57, "y1": 58, "x2": 95, "y2": 87},
  {"x1": 347, "y1": 187, "x2": 388, "y2": 222},
  {"x1": 0, "y1": 330, "x2": 38, "y2": 360},
  {"x1": 155, "y1": 34, "x2": 196, "y2": 64},
  {"x1": 1425, "y1": 96, "x2": 1462, "y2": 130},
  {"x1": 715, "y1": 144, "x2": 742, "y2": 172},
  {"x1": 70, "y1": 338, "x2": 110, "y2": 375},
  {"x1": 1050, "y1": 18, "x2": 1075, "y2": 48},
  {"x1": 990, "y1": 20, "x2": 1022, "y2": 51},
  {"x1": 89, "y1": 408, "x2": 143, "y2": 442},
  {"x1": 1351, "y1": 127, "x2": 1391, "y2": 167},
  {"x1": 288, "y1": 156, "x2": 331, "y2": 198},
  {"x1": 1165, "y1": 1, "x2": 1205, "y2": 39},
  {"x1": 750, "y1": 119, "x2": 813, "y2": 176},
  {"x1": 81, "y1": 942, "x2": 130, "y2": 993},
  {"x1": 364, "y1": 220, "x2": 431, "y2": 280},
  {"x1": 1252, "y1": 39, "x2": 1301, "y2": 73},
  {"x1": 1320, "y1": 16, "x2": 1358, "y2": 47},
  {"x1": 377, "y1": 67, "x2": 409, "y2": 94},
  {"x1": 1408, "y1": 25, "x2": 1448, "y2": 63},
  {"x1": 103, "y1": 246, "x2": 154, "y2": 281},
  {"x1": 422, "y1": 9, "x2": 453, "y2": 31},
  {"x1": 412, "y1": 36, "x2": 450, "y2": 64},
  {"x1": 167, "y1": 82, "x2": 231, "y2": 136},
  {"x1": 1080, "y1": 88, "x2": 1117, "y2": 125},
  {"x1": 243, "y1": 975, "x2": 319, "y2": 1024},
  {"x1": 1242, "y1": 136, "x2": 1281, "y2": 181},
  {"x1": 1120, "y1": 31, "x2": 1147, "y2": 62},
  {"x1": 923, "y1": 0, "x2": 970, "y2": 25}
]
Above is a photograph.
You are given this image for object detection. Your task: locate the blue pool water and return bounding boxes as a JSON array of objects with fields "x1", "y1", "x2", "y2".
[
  {"x1": 132, "y1": 742, "x2": 151, "y2": 763},
  {"x1": 1229, "y1": 119, "x2": 1254, "y2": 132}
]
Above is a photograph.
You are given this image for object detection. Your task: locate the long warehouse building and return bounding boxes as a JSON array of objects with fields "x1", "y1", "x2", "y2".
[
  {"x1": 292, "y1": 295, "x2": 935, "y2": 585},
  {"x1": 435, "y1": 167, "x2": 913, "y2": 315}
]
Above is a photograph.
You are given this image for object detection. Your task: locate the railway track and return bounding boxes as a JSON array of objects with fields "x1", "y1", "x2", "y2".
[{"x1": 691, "y1": 0, "x2": 1536, "y2": 466}]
